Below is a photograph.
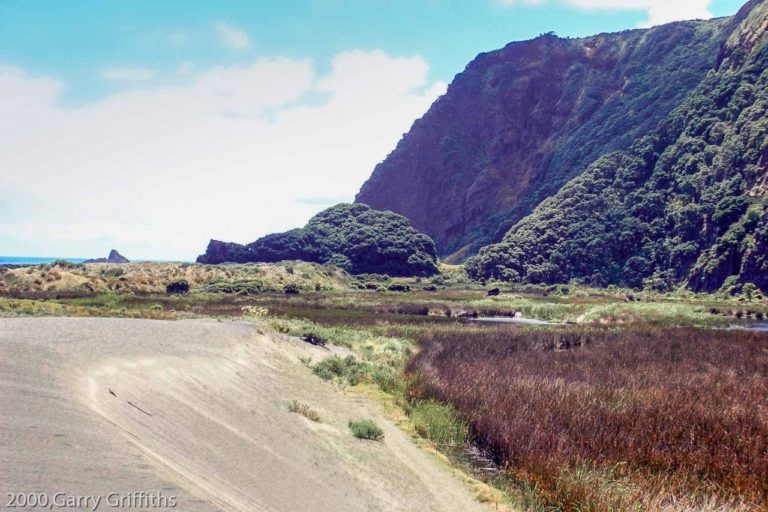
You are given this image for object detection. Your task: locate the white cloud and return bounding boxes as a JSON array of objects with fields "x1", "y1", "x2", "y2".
[
  {"x1": 497, "y1": 0, "x2": 714, "y2": 27},
  {"x1": 0, "y1": 52, "x2": 446, "y2": 260},
  {"x1": 213, "y1": 22, "x2": 251, "y2": 50},
  {"x1": 100, "y1": 66, "x2": 158, "y2": 82},
  {"x1": 176, "y1": 62, "x2": 195, "y2": 76}
]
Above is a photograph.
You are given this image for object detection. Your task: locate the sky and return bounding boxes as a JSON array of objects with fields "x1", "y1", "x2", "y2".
[{"x1": 0, "y1": 0, "x2": 746, "y2": 260}]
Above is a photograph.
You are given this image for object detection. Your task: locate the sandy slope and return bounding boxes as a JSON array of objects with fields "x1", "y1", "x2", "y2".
[{"x1": 0, "y1": 317, "x2": 485, "y2": 511}]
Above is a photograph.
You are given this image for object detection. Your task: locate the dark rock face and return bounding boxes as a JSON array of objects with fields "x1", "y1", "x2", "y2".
[
  {"x1": 84, "y1": 249, "x2": 129, "y2": 264},
  {"x1": 166, "y1": 280, "x2": 190, "y2": 295},
  {"x1": 195, "y1": 240, "x2": 252, "y2": 265},
  {"x1": 356, "y1": 19, "x2": 729, "y2": 258},
  {"x1": 197, "y1": 204, "x2": 439, "y2": 277}
]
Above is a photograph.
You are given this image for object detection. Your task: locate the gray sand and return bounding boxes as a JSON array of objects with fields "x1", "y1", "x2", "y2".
[{"x1": 0, "y1": 317, "x2": 485, "y2": 511}]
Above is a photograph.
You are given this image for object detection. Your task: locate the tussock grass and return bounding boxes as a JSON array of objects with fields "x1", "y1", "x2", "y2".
[
  {"x1": 0, "y1": 261, "x2": 351, "y2": 299},
  {"x1": 287, "y1": 400, "x2": 321, "y2": 422}
]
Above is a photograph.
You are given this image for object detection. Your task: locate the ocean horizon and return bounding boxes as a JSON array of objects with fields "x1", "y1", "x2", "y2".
[
  {"x1": 0, "y1": 256, "x2": 187, "y2": 265},
  {"x1": 0, "y1": 256, "x2": 88, "y2": 265}
]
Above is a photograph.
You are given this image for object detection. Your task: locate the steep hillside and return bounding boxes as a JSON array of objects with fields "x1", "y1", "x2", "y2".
[
  {"x1": 197, "y1": 204, "x2": 439, "y2": 276},
  {"x1": 356, "y1": 18, "x2": 729, "y2": 257},
  {"x1": 467, "y1": 0, "x2": 768, "y2": 292}
]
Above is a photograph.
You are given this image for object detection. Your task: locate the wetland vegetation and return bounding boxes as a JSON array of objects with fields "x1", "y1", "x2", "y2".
[{"x1": 1, "y1": 260, "x2": 766, "y2": 511}]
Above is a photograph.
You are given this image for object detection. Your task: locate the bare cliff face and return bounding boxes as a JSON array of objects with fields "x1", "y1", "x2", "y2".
[{"x1": 356, "y1": 19, "x2": 729, "y2": 258}]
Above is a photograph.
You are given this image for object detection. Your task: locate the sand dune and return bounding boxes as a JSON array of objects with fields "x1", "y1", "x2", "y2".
[{"x1": 0, "y1": 317, "x2": 485, "y2": 511}]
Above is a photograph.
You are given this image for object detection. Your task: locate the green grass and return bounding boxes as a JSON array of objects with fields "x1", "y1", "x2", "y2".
[
  {"x1": 408, "y1": 400, "x2": 467, "y2": 447},
  {"x1": 574, "y1": 301, "x2": 732, "y2": 327},
  {"x1": 348, "y1": 419, "x2": 384, "y2": 441}
]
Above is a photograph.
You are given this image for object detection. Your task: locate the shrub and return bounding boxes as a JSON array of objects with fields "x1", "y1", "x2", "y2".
[
  {"x1": 371, "y1": 367, "x2": 405, "y2": 395},
  {"x1": 52, "y1": 260, "x2": 84, "y2": 270},
  {"x1": 228, "y1": 280, "x2": 264, "y2": 295},
  {"x1": 312, "y1": 356, "x2": 366, "y2": 384},
  {"x1": 742, "y1": 283, "x2": 757, "y2": 302},
  {"x1": 287, "y1": 400, "x2": 321, "y2": 422},
  {"x1": 349, "y1": 418, "x2": 384, "y2": 441},
  {"x1": 165, "y1": 280, "x2": 189, "y2": 294},
  {"x1": 387, "y1": 283, "x2": 411, "y2": 292},
  {"x1": 283, "y1": 284, "x2": 300, "y2": 294},
  {"x1": 100, "y1": 267, "x2": 124, "y2": 278},
  {"x1": 358, "y1": 273, "x2": 391, "y2": 283}
]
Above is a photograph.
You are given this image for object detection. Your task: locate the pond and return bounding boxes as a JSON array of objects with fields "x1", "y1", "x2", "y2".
[
  {"x1": 468, "y1": 316, "x2": 560, "y2": 326},
  {"x1": 737, "y1": 322, "x2": 768, "y2": 332}
]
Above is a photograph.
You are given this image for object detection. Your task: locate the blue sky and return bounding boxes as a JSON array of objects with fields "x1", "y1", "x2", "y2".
[
  {"x1": 0, "y1": 0, "x2": 745, "y2": 102},
  {"x1": 0, "y1": 0, "x2": 748, "y2": 260}
]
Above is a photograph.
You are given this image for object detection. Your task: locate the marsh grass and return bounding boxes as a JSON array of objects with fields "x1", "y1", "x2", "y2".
[{"x1": 408, "y1": 326, "x2": 768, "y2": 510}]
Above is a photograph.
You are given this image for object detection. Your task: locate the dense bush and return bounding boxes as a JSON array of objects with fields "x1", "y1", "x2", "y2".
[
  {"x1": 348, "y1": 419, "x2": 384, "y2": 441},
  {"x1": 468, "y1": 27, "x2": 768, "y2": 293},
  {"x1": 165, "y1": 280, "x2": 189, "y2": 295},
  {"x1": 198, "y1": 204, "x2": 438, "y2": 277},
  {"x1": 282, "y1": 283, "x2": 300, "y2": 294}
]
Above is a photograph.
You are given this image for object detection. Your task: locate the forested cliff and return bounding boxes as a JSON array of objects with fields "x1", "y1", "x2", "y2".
[{"x1": 358, "y1": 0, "x2": 768, "y2": 292}]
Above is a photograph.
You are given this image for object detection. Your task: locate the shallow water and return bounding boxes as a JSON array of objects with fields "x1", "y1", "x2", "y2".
[
  {"x1": 738, "y1": 322, "x2": 768, "y2": 332},
  {"x1": 472, "y1": 316, "x2": 768, "y2": 332},
  {"x1": 469, "y1": 316, "x2": 558, "y2": 326}
]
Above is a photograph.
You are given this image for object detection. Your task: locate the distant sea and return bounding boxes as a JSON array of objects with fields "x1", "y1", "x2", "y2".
[
  {"x1": 0, "y1": 256, "x2": 183, "y2": 265},
  {"x1": 0, "y1": 256, "x2": 87, "y2": 265}
]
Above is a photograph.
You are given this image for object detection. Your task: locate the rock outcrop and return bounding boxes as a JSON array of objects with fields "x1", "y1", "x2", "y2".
[
  {"x1": 197, "y1": 204, "x2": 439, "y2": 276},
  {"x1": 84, "y1": 250, "x2": 129, "y2": 264}
]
